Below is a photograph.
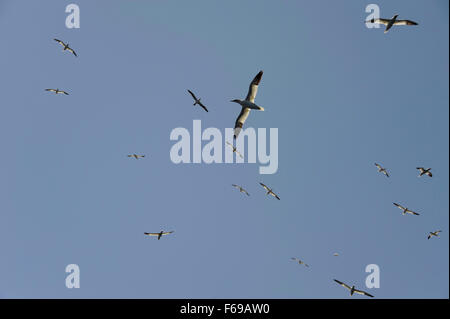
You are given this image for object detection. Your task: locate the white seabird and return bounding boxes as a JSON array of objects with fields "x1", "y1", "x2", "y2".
[
  {"x1": 187, "y1": 90, "x2": 208, "y2": 112},
  {"x1": 232, "y1": 184, "x2": 250, "y2": 196},
  {"x1": 291, "y1": 257, "x2": 309, "y2": 267},
  {"x1": 366, "y1": 14, "x2": 418, "y2": 33},
  {"x1": 231, "y1": 71, "x2": 265, "y2": 139},
  {"x1": 428, "y1": 230, "x2": 442, "y2": 240},
  {"x1": 417, "y1": 167, "x2": 432, "y2": 178},
  {"x1": 393, "y1": 203, "x2": 420, "y2": 216},
  {"x1": 144, "y1": 231, "x2": 174, "y2": 240},
  {"x1": 226, "y1": 141, "x2": 244, "y2": 159},
  {"x1": 45, "y1": 88, "x2": 69, "y2": 95},
  {"x1": 54, "y1": 39, "x2": 77, "y2": 56},
  {"x1": 128, "y1": 154, "x2": 145, "y2": 159},
  {"x1": 375, "y1": 163, "x2": 390, "y2": 178},
  {"x1": 334, "y1": 279, "x2": 374, "y2": 297},
  {"x1": 259, "y1": 182, "x2": 280, "y2": 200}
]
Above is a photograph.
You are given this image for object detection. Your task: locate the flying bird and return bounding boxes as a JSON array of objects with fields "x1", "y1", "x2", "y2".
[
  {"x1": 375, "y1": 163, "x2": 389, "y2": 177},
  {"x1": 291, "y1": 258, "x2": 309, "y2": 267},
  {"x1": 232, "y1": 184, "x2": 249, "y2": 196},
  {"x1": 334, "y1": 279, "x2": 374, "y2": 297},
  {"x1": 366, "y1": 14, "x2": 418, "y2": 33},
  {"x1": 417, "y1": 167, "x2": 432, "y2": 178},
  {"x1": 144, "y1": 231, "x2": 174, "y2": 240},
  {"x1": 333, "y1": 253, "x2": 339, "y2": 257},
  {"x1": 187, "y1": 90, "x2": 208, "y2": 112},
  {"x1": 231, "y1": 71, "x2": 265, "y2": 139},
  {"x1": 128, "y1": 154, "x2": 145, "y2": 159},
  {"x1": 45, "y1": 88, "x2": 69, "y2": 95},
  {"x1": 259, "y1": 182, "x2": 280, "y2": 200},
  {"x1": 54, "y1": 38, "x2": 77, "y2": 56},
  {"x1": 393, "y1": 203, "x2": 420, "y2": 216},
  {"x1": 226, "y1": 141, "x2": 244, "y2": 159},
  {"x1": 428, "y1": 230, "x2": 442, "y2": 240}
]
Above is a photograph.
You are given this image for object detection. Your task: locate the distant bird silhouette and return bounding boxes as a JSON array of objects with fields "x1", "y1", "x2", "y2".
[
  {"x1": 54, "y1": 38, "x2": 77, "y2": 56},
  {"x1": 428, "y1": 230, "x2": 442, "y2": 240},
  {"x1": 417, "y1": 167, "x2": 432, "y2": 178},
  {"x1": 45, "y1": 88, "x2": 69, "y2": 95},
  {"x1": 334, "y1": 279, "x2": 374, "y2": 297},
  {"x1": 128, "y1": 154, "x2": 145, "y2": 159},
  {"x1": 144, "y1": 231, "x2": 174, "y2": 240},
  {"x1": 291, "y1": 257, "x2": 309, "y2": 267},
  {"x1": 232, "y1": 184, "x2": 249, "y2": 196},
  {"x1": 259, "y1": 182, "x2": 280, "y2": 200},
  {"x1": 333, "y1": 252, "x2": 339, "y2": 257},
  {"x1": 375, "y1": 163, "x2": 389, "y2": 177},
  {"x1": 187, "y1": 90, "x2": 208, "y2": 112},
  {"x1": 366, "y1": 14, "x2": 418, "y2": 33},
  {"x1": 226, "y1": 141, "x2": 244, "y2": 159},
  {"x1": 231, "y1": 71, "x2": 265, "y2": 139},
  {"x1": 393, "y1": 203, "x2": 420, "y2": 216}
]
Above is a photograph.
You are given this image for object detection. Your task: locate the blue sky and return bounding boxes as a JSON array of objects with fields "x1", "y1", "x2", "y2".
[{"x1": 0, "y1": 0, "x2": 448, "y2": 298}]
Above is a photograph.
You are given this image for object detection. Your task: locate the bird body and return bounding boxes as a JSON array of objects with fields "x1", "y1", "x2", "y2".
[
  {"x1": 334, "y1": 279, "x2": 374, "y2": 297},
  {"x1": 45, "y1": 88, "x2": 69, "y2": 95},
  {"x1": 54, "y1": 38, "x2": 77, "y2": 56},
  {"x1": 291, "y1": 258, "x2": 309, "y2": 267},
  {"x1": 226, "y1": 141, "x2": 244, "y2": 159},
  {"x1": 417, "y1": 167, "x2": 432, "y2": 177},
  {"x1": 375, "y1": 163, "x2": 389, "y2": 177},
  {"x1": 366, "y1": 14, "x2": 418, "y2": 33},
  {"x1": 128, "y1": 154, "x2": 145, "y2": 159},
  {"x1": 187, "y1": 90, "x2": 208, "y2": 112},
  {"x1": 232, "y1": 184, "x2": 250, "y2": 196},
  {"x1": 428, "y1": 230, "x2": 442, "y2": 240}
]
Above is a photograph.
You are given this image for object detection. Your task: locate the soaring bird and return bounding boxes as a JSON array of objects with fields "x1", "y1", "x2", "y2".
[
  {"x1": 144, "y1": 231, "x2": 174, "y2": 240},
  {"x1": 187, "y1": 90, "x2": 208, "y2": 112},
  {"x1": 333, "y1": 252, "x2": 339, "y2": 257},
  {"x1": 259, "y1": 182, "x2": 280, "y2": 200},
  {"x1": 291, "y1": 258, "x2": 309, "y2": 267},
  {"x1": 428, "y1": 230, "x2": 442, "y2": 240},
  {"x1": 54, "y1": 39, "x2": 77, "y2": 56},
  {"x1": 417, "y1": 167, "x2": 432, "y2": 178},
  {"x1": 375, "y1": 163, "x2": 389, "y2": 177},
  {"x1": 45, "y1": 88, "x2": 69, "y2": 95},
  {"x1": 128, "y1": 154, "x2": 145, "y2": 159},
  {"x1": 226, "y1": 141, "x2": 244, "y2": 159},
  {"x1": 366, "y1": 14, "x2": 418, "y2": 33},
  {"x1": 393, "y1": 203, "x2": 420, "y2": 216},
  {"x1": 334, "y1": 279, "x2": 374, "y2": 297},
  {"x1": 232, "y1": 184, "x2": 250, "y2": 196},
  {"x1": 231, "y1": 71, "x2": 265, "y2": 139}
]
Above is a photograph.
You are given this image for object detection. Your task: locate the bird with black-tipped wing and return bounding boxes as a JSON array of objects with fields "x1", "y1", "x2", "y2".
[
  {"x1": 45, "y1": 88, "x2": 69, "y2": 95},
  {"x1": 144, "y1": 231, "x2": 174, "y2": 240},
  {"x1": 417, "y1": 167, "x2": 432, "y2": 178},
  {"x1": 187, "y1": 90, "x2": 208, "y2": 112},
  {"x1": 393, "y1": 203, "x2": 420, "y2": 216},
  {"x1": 259, "y1": 182, "x2": 280, "y2": 200},
  {"x1": 291, "y1": 258, "x2": 309, "y2": 267},
  {"x1": 128, "y1": 154, "x2": 145, "y2": 159},
  {"x1": 428, "y1": 230, "x2": 442, "y2": 240},
  {"x1": 54, "y1": 38, "x2": 77, "y2": 56},
  {"x1": 366, "y1": 14, "x2": 418, "y2": 33},
  {"x1": 232, "y1": 184, "x2": 249, "y2": 196},
  {"x1": 334, "y1": 279, "x2": 374, "y2": 297},
  {"x1": 374, "y1": 163, "x2": 389, "y2": 177},
  {"x1": 226, "y1": 141, "x2": 244, "y2": 159}
]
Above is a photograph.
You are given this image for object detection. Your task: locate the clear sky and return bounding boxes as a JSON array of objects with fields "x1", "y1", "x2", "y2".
[{"x1": 0, "y1": 0, "x2": 448, "y2": 298}]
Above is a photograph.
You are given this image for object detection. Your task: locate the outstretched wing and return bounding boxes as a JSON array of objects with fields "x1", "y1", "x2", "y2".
[
  {"x1": 245, "y1": 71, "x2": 263, "y2": 103},
  {"x1": 187, "y1": 90, "x2": 198, "y2": 101},
  {"x1": 354, "y1": 289, "x2": 374, "y2": 297},
  {"x1": 162, "y1": 231, "x2": 174, "y2": 236},
  {"x1": 259, "y1": 182, "x2": 270, "y2": 192},
  {"x1": 394, "y1": 20, "x2": 418, "y2": 26},
  {"x1": 198, "y1": 101, "x2": 209, "y2": 112},
  {"x1": 67, "y1": 47, "x2": 77, "y2": 57},
  {"x1": 407, "y1": 209, "x2": 419, "y2": 216},
  {"x1": 393, "y1": 203, "x2": 405, "y2": 210},
  {"x1": 54, "y1": 38, "x2": 65, "y2": 46},
  {"x1": 234, "y1": 107, "x2": 250, "y2": 139},
  {"x1": 334, "y1": 279, "x2": 351, "y2": 291},
  {"x1": 273, "y1": 193, "x2": 281, "y2": 200},
  {"x1": 60, "y1": 90, "x2": 69, "y2": 95},
  {"x1": 45, "y1": 89, "x2": 56, "y2": 92},
  {"x1": 144, "y1": 233, "x2": 160, "y2": 236},
  {"x1": 366, "y1": 18, "x2": 390, "y2": 25},
  {"x1": 375, "y1": 163, "x2": 382, "y2": 170}
]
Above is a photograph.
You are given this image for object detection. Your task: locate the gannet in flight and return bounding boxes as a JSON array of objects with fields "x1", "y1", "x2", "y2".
[
  {"x1": 231, "y1": 71, "x2": 265, "y2": 139},
  {"x1": 187, "y1": 90, "x2": 208, "y2": 112},
  {"x1": 366, "y1": 15, "x2": 418, "y2": 33},
  {"x1": 128, "y1": 154, "x2": 145, "y2": 159},
  {"x1": 232, "y1": 184, "x2": 249, "y2": 196},
  {"x1": 259, "y1": 182, "x2": 280, "y2": 200},
  {"x1": 291, "y1": 258, "x2": 309, "y2": 267},
  {"x1": 45, "y1": 88, "x2": 69, "y2": 95},
  {"x1": 416, "y1": 167, "x2": 432, "y2": 178},
  {"x1": 375, "y1": 163, "x2": 389, "y2": 177},
  {"x1": 226, "y1": 141, "x2": 244, "y2": 159},
  {"x1": 334, "y1": 279, "x2": 374, "y2": 297},
  {"x1": 54, "y1": 39, "x2": 77, "y2": 56},
  {"x1": 393, "y1": 203, "x2": 420, "y2": 216},
  {"x1": 144, "y1": 231, "x2": 174, "y2": 240},
  {"x1": 428, "y1": 230, "x2": 442, "y2": 240}
]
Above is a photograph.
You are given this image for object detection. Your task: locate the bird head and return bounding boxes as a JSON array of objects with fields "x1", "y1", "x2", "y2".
[
  {"x1": 393, "y1": 14, "x2": 399, "y2": 19},
  {"x1": 230, "y1": 99, "x2": 241, "y2": 104}
]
